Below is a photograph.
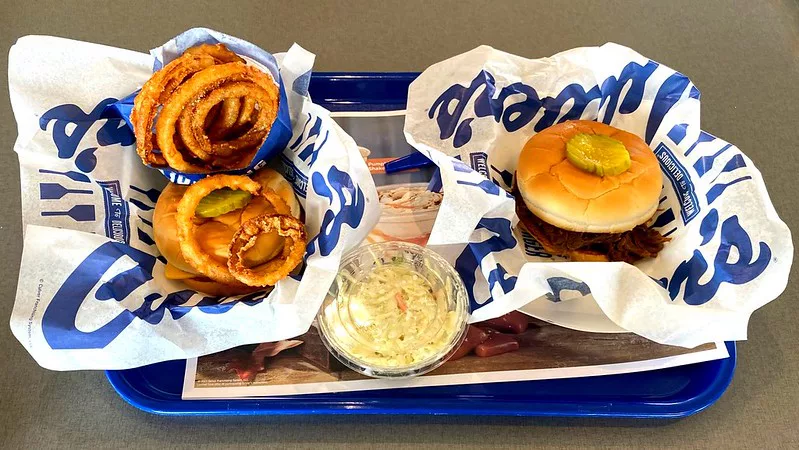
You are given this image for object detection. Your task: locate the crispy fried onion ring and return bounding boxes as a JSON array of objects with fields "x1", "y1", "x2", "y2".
[
  {"x1": 132, "y1": 43, "x2": 280, "y2": 173},
  {"x1": 183, "y1": 43, "x2": 244, "y2": 63},
  {"x1": 228, "y1": 214, "x2": 307, "y2": 287},
  {"x1": 176, "y1": 174, "x2": 300, "y2": 286},
  {"x1": 235, "y1": 96, "x2": 257, "y2": 129},
  {"x1": 207, "y1": 97, "x2": 241, "y2": 140},
  {"x1": 176, "y1": 78, "x2": 277, "y2": 162},
  {"x1": 156, "y1": 62, "x2": 279, "y2": 172},
  {"x1": 132, "y1": 44, "x2": 243, "y2": 167}
]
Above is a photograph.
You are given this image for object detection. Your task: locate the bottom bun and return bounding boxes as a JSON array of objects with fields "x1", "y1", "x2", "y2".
[
  {"x1": 566, "y1": 250, "x2": 610, "y2": 262},
  {"x1": 181, "y1": 277, "x2": 265, "y2": 297}
]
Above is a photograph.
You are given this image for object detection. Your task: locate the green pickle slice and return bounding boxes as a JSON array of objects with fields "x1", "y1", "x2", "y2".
[
  {"x1": 566, "y1": 133, "x2": 631, "y2": 177},
  {"x1": 195, "y1": 188, "x2": 252, "y2": 218}
]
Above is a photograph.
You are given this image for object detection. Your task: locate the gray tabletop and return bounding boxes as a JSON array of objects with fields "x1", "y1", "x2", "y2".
[{"x1": 1, "y1": 1, "x2": 797, "y2": 448}]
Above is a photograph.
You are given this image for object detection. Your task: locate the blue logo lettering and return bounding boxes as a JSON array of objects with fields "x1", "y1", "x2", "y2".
[
  {"x1": 645, "y1": 72, "x2": 692, "y2": 144},
  {"x1": 546, "y1": 277, "x2": 591, "y2": 303},
  {"x1": 428, "y1": 61, "x2": 662, "y2": 148},
  {"x1": 277, "y1": 154, "x2": 309, "y2": 198},
  {"x1": 683, "y1": 130, "x2": 716, "y2": 157},
  {"x1": 654, "y1": 143, "x2": 700, "y2": 224},
  {"x1": 666, "y1": 214, "x2": 771, "y2": 305},
  {"x1": 41, "y1": 241, "x2": 267, "y2": 350},
  {"x1": 39, "y1": 98, "x2": 134, "y2": 173},
  {"x1": 290, "y1": 113, "x2": 328, "y2": 167},
  {"x1": 307, "y1": 166, "x2": 366, "y2": 257},
  {"x1": 96, "y1": 180, "x2": 130, "y2": 244},
  {"x1": 455, "y1": 217, "x2": 519, "y2": 310},
  {"x1": 486, "y1": 263, "x2": 518, "y2": 295},
  {"x1": 42, "y1": 242, "x2": 156, "y2": 349}
]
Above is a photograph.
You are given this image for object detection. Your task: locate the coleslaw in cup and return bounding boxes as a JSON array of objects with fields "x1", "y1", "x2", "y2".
[{"x1": 317, "y1": 242, "x2": 468, "y2": 378}]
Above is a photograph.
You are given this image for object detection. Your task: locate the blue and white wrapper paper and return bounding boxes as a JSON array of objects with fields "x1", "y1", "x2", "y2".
[
  {"x1": 8, "y1": 32, "x2": 379, "y2": 370},
  {"x1": 404, "y1": 44, "x2": 792, "y2": 348}
]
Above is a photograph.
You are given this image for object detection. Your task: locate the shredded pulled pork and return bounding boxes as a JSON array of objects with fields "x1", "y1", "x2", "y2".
[{"x1": 512, "y1": 184, "x2": 668, "y2": 264}]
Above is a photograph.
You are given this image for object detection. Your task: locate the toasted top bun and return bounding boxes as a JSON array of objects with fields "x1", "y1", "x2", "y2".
[
  {"x1": 516, "y1": 120, "x2": 662, "y2": 233},
  {"x1": 153, "y1": 168, "x2": 301, "y2": 291}
]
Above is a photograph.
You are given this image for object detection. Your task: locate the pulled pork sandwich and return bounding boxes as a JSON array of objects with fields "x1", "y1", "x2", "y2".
[{"x1": 514, "y1": 120, "x2": 668, "y2": 263}]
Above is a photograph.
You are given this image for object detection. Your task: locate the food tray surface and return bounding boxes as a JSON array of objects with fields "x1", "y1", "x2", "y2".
[{"x1": 106, "y1": 73, "x2": 736, "y2": 418}]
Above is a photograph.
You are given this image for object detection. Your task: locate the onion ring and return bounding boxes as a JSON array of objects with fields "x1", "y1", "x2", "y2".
[
  {"x1": 158, "y1": 63, "x2": 280, "y2": 171},
  {"x1": 156, "y1": 63, "x2": 252, "y2": 171},
  {"x1": 203, "y1": 103, "x2": 222, "y2": 130},
  {"x1": 207, "y1": 97, "x2": 241, "y2": 140},
  {"x1": 176, "y1": 174, "x2": 294, "y2": 285},
  {"x1": 177, "y1": 175, "x2": 262, "y2": 284},
  {"x1": 162, "y1": 45, "x2": 242, "y2": 95},
  {"x1": 227, "y1": 214, "x2": 307, "y2": 287},
  {"x1": 132, "y1": 44, "x2": 242, "y2": 167},
  {"x1": 133, "y1": 44, "x2": 280, "y2": 172},
  {"x1": 235, "y1": 96, "x2": 257, "y2": 128},
  {"x1": 182, "y1": 69, "x2": 277, "y2": 157},
  {"x1": 133, "y1": 54, "x2": 215, "y2": 166},
  {"x1": 177, "y1": 80, "x2": 275, "y2": 160},
  {"x1": 184, "y1": 43, "x2": 244, "y2": 64}
]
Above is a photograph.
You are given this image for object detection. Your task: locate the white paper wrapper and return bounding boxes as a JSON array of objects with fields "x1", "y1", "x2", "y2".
[
  {"x1": 9, "y1": 29, "x2": 379, "y2": 370},
  {"x1": 405, "y1": 44, "x2": 793, "y2": 348}
]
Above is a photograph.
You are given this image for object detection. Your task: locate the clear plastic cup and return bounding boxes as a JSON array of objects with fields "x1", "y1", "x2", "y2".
[{"x1": 317, "y1": 242, "x2": 469, "y2": 379}]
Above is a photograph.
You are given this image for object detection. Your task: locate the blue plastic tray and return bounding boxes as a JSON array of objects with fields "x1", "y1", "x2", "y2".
[{"x1": 105, "y1": 73, "x2": 736, "y2": 418}]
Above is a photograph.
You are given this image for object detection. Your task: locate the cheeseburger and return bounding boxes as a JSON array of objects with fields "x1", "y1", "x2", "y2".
[
  {"x1": 154, "y1": 168, "x2": 303, "y2": 296},
  {"x1": 514, "y1": 120, "x2": 667, "y2": 263}
]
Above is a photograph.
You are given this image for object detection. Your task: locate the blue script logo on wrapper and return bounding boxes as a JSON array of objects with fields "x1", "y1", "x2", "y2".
[
  {"x1": 276, "y1": 112, "x2": 331, "y2": 198},
  {"x1": 429, "y1": 62, "x2": 694, "y2": 149},
  {"x1": 39, "y1": 98, "x2": 139, "y2": 239},
  {"x1": 662, "y1": 211, "x2": 771, "y2": 305},
  {"x1": 307, "y1": 166, "x2": 367, "y2": 257},
  {"x1": 546, "y1": 277, "x2": 591, "y2": 303},
  {"x1": 40, "y1": 241, "x2": 268, "y2": 350},
  {"x1": 40, "y1": 98, "x2": 135, "y2": 173},
  {"x1": 290, "y1": 113, "x2": 329, "y2": 168},
  {"x1": 652, "y1": 122, "x2": 767, "y2": 305},
  {"x1": 431, "y1": 154, "x2": 521, "y2": 310},
  {"x1": 455, "y1": 217, "x2": 519, "y2": 310}
]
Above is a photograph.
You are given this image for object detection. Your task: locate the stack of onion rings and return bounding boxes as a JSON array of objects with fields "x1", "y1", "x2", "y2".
[
  {"x1": 131, "y1": 44, "x2": 280, "y2": 173},
  {"x1": 175, "y1": 174, "x2": 306, "y2": 287}
]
